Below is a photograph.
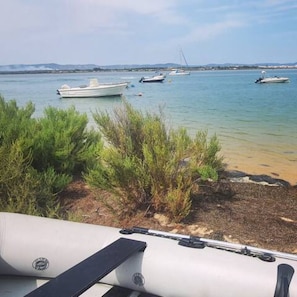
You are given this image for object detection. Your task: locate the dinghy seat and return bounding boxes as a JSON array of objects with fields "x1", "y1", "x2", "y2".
[{"x1": 25, "y1": 238, "x2": 149, "y2": 297}]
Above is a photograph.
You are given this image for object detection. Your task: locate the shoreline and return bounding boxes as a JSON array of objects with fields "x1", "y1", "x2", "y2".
[
  {"x1": 224, "y1": 157, "x2": 296, "y2": 186},
  {"x1": 1, "y1": 65, "x2": 297, "y2": 76},
  {"x1": 220, "y1": 141, "x2": 297, "y2": 186}
]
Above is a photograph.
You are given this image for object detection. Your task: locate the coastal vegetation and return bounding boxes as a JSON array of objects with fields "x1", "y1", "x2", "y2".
[
  {"x1": 0, "y1": 96, "x2": 100, "y2": 217},
  {"x1": 0, "y1": 96, "x2": 222, "y2": 222}
]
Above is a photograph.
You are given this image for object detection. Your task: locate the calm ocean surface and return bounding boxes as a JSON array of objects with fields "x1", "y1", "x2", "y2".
[{"x1": 0, "y1": 69, "x2": 296, "y2": 184}]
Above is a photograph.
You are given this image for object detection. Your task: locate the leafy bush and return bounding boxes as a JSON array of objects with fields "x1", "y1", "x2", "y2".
[
  {"x1": 165, "y1": 186, "x2": 192, "y2": 223},
  {"x1": 0, "y1": 141, "x2": 63, "y2": 216},
  {"x1": 30, "y1": 106, "x2": 102, "y2": 175},
  {"x1": 0, "y1": 97, "x2": 101, "y2": 217},
  {"x1": 86, "y1": 100, "x2": 223, "y2": 222},
  {"x1": 0, "y1": 96, "x2": 35, "y2": 146}
]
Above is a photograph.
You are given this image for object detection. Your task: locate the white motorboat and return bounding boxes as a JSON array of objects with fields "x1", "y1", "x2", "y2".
[
  {"x1": 139, "y1": 73, "x2": 166, "y2": 83},
  {"x1": 255, "y1": 71, "x2": 289, "y2": 84},
  {"x1": 0, "y1": 212, "x2": 296, "y2": 297},
  {"x1": 57, "y1": 78, "x2": 129, "y2": 98}
]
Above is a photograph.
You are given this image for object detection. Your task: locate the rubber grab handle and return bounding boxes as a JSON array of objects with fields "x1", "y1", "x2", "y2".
[{"x1": 274, "y1": 263, "x2": 294, "y2": 297}]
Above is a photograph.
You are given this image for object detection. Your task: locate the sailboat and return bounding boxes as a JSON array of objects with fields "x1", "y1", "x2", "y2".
[{"x1": 169, "y1": 48, "x2": 190, "y2": 76}]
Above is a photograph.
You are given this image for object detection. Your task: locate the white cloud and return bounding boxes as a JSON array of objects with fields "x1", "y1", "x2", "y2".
[
  {"x1": 189, "y1": 20, "x2": 245, "y2": 42},
  {"x1": 0, "y1": 0, "x2": 296, "y2": 64},
  {"x1": 65, "y1": 0, "x2": 186, "y2": 33}
]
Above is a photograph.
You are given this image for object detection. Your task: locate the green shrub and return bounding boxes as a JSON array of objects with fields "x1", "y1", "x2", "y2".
[
  {"x1": 165, "y1": 186, "x2": 192, "y2": 223},
  {"x1": 31, "y1": 106, "x2": 102, "y2": 175},
  {"x1": 87, "y1": 100, "x2": 223, "y2": 222},
  {"x1": 196, "y1": 165, "x2": 219, "y2": 181},
  {"x1": 0, "y1": 97, "x2": 101, "y2": 217},
  {"x1": 86, "y1": 148, "x2": 150, "y2": 217},
  {"x1": 0, "y1": 141, "x2": 62, "y2": 217},
  {"x1": 0, "y1": 96, "x2": 35, "y2": 146}
]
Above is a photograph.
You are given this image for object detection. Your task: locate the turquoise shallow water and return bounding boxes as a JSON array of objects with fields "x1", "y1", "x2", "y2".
[{"x1": 0, "y1": 69, "x2": 296, "y2": 184}]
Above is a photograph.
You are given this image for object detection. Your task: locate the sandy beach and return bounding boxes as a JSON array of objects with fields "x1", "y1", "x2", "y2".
[{"x1": 223, "y1": 149, "x2": 297, "y2": 186}]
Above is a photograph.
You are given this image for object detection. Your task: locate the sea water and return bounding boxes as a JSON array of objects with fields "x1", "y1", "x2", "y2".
[{"x1": 0, "y1": 69, "x2": 296, "y2": 184}]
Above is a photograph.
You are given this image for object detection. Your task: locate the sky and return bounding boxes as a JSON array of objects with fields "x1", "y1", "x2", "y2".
[{"x1": 1, "y1": 0, "x2": 297, "y2": 66}]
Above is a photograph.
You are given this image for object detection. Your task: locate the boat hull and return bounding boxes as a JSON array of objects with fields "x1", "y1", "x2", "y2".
[
  {"x1": 255, "y1": 70, "x2": 290, "y2": 84},
  {"x1": 57, "y1": 82, "x2": 128, "y2": 98},
  {"x1": 255, "y1": 77, "x2": 289, "y2": 83},
  {"x1": 140, "y1": 78, "x2": 165, "y2": 83},
  {"x1": 0, "y1": 212, "x2": 296, "y2": 297},
  {"x1": 169, "y1": 69, "x2": 190, "y2": 76},
  {"x1": 139, "y1": 74, "x2": 165, "y2": 83}
]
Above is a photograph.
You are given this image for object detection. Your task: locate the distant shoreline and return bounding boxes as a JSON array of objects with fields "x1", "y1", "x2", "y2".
[{"x1": 1, "y1": 65, "x2": 297, "y2": 75}]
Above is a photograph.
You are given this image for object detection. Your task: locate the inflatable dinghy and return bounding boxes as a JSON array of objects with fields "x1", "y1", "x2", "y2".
[{"x1": 0, "y1": 212, "x2": 296, "y2": 297}]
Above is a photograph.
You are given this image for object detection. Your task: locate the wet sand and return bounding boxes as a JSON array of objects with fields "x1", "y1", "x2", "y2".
[{"x1": 223, "y1": 148, "x2": 297, "y2": 186}]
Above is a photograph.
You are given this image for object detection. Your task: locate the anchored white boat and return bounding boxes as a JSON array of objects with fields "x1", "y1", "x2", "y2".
[
  {"x1": 255, "y1": 71, "x2": 289, "y2": 84},
  {"x1": 57, "y1": 78, "x2": 129, "y2": 98},
  {"x1": 0, "y1": 212, "x2": 296, "y2": 297},
  {"x1": 169, "y1": 48, "x2": 190, "y2": 76},
  {"x1": 168, "y1": 69, "x2": 190, "y2": 76},
  {"x1": 139, "y1": 73, "x2": 166, "y2": 83}
]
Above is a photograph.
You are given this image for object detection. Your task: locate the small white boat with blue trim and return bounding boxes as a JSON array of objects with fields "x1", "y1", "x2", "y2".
[
  {"x1": 0, "y1": 212, "x2": 296, "y2": 297},
  {"x1": 139, "y1": 73, "x2": 166, "y2": 83}
]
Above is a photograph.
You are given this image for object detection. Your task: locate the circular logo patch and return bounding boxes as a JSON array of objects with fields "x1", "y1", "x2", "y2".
[
  {"x1": 32, "y1": 257, "x2": 49, "y2": 271},
  {"x1": 132, "y1": 272, "x2": 145, "y2": 287}
]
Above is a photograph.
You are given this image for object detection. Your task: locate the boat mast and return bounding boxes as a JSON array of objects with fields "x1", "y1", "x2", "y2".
[{"x1": 180, "y1": 48, "x2": 189, "y2": 68}]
